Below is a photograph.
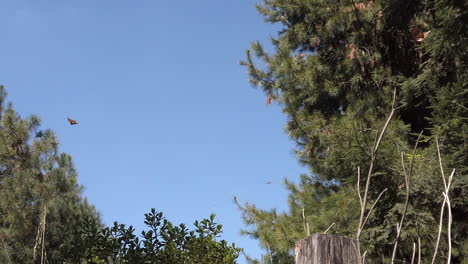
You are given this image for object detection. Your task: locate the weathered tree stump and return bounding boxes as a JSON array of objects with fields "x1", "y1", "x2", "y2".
[{"x1": 295, "y1": 233, "x2": 360, "y2": 264}]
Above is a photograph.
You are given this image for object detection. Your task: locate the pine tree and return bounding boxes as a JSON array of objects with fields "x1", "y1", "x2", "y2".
[
  {"x1": 0, "y1": 85, "x2": 100, "y2": 263},
  {"x1": 239, "y1": 0, "x2": 467, "y2": 262}
]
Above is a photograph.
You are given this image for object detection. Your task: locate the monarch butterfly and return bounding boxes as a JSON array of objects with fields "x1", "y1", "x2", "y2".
[
  {"x1": 266, "y1": 95, "x2": 273, "y2": 107},
  {"x1": 67, "y1": 117, "x2": 78, "y2": 125}
]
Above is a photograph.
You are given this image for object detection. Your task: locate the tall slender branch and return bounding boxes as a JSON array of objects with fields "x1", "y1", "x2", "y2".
[
  {"x1": 445, "y1": 169, "x2": 455, "y2": 264},
  {"x1": 391, "y1": 131, "x2": 423, "y2": 263},
  {"x1": 357, "y1": 88, "x2": 397, "y2": 247},
  {"x1": 432, "y1": 137, "x2": 455, "y2": 264}
]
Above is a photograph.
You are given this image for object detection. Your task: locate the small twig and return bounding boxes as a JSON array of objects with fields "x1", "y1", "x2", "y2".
[
  {"x1": 361, "y1": 188, "x2": 388, "y2": 230},
  {"x1": 41, "y1": 209, "x2": 46, "y2": 264},
  {"x1": 435, "y1": 137, "x2": 447, "y2": 189},
  {"x1": 323, "y1": 223, "x2": 335, "y2": 234},
  {"x1": 302, "y1": 208, "x2": 310, "y2": 236},
  {"x1": 361, "y1": 251, "x2": 367, "y2": 264},
  {"x1": 357, "y1": 166, "x2": 363, "y2": 208},
  {"x1": 266, "y1": 243, "x2": 273, "y2": 264},
  {"x1": 418, "y1": 235, "x2": 421, "y2": 264},
  {"x1": 410, "y1": 242, "x2": 416, "y2": 264},
  {"x1": 445, "y1": 169, "x2": 455, "y2": 264}
]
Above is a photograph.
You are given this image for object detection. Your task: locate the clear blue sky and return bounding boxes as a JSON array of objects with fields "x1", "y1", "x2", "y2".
[{"x1": 0, "y1": 1, "x2": 306, "y2": 262}]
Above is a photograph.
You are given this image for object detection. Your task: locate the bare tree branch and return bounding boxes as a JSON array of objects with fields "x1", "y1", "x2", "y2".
[
  {"x1": 436, "y1": 137, "x2": 447, "y2": 189},
  {"x1": 410, "y1": 242, "x2": 416, "y2": 264},
  {"x1": 431, "y1": 138, "x2": 456, "y2": 264},
  {"x1": 302, "y1": 208, "x2": 310, "y2": 236},
  {"x1": 391, "y1": 131, "x2": 423, "y2": 263},
  {"x1": 357, "y1": 166, "x2": 363, "y2": 208},
  {"x1": 361, "y1": 188, "x2": 388, "y2": 230},
  {"x1": 445, "y1": 169, "x2": 455, "y2": 264},
  {"x1": 323, "y1": 223, "x2": 335, "y2": 234},
  {"x1": 357, "y1": 88, "x2": 397, "y2": 241},
  {"x1": 361, "y1": 251, "x2": 367, "y2": 264},
  {"x1": 418, "y1": 235, "x2": 421, "y2": 264}
]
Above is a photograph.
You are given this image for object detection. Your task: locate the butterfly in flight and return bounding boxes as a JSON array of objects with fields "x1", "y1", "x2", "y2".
[
  {"x1": 266, "y1": 95, "x2": 273, "y2": 107},
  {"x1": 67, "y1": 117, "x2": 78, "y2": 125}
]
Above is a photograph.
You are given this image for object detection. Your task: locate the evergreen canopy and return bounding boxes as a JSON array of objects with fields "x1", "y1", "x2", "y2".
[{"x1": 238, "y1": 0, "x2": 467, "y2": 263}]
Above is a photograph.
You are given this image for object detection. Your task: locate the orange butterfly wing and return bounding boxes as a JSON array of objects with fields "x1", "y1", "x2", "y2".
[
  {"x1": 266, "y1": 95, "x2": 273, "y2": 107},
  {"x1": 67, "y1": 117, "x2": 78, "y2": 125}
]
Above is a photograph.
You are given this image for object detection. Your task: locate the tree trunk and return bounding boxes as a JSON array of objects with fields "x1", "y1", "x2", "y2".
[{"x1": 295, "y1": 233, "x2": 360, "y2": 264}]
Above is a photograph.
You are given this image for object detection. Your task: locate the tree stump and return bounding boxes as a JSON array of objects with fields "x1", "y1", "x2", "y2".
[{"x1": 295, "y1": 233, "x2": 360, "y2": 264}]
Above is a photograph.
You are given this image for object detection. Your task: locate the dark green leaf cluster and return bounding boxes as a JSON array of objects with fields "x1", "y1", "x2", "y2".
[
  {"x1": 239, "y1": 0, "x2": 467, "y2": 262},
  {"x1": 68, "y1": 208, "x2": 241, "y2": 264}
]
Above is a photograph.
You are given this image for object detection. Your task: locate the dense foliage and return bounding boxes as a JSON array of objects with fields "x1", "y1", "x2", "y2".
[
  {"x1": 69, "y1": 209, "x2": 241, "y2": 264},
  {"x1": 239, "y1": 0, "x2": 467, "y2": 263}
]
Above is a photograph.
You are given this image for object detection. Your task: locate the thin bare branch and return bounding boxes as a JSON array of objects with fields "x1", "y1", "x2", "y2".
[
  {"x1": 410, "y1": 242, "x2": 416, "y2": 264},
  {"x1": 357, "y1": 166, "x2": 362, "y2": 207},
  {"x1": 436, "y1": 137, "x2": 447, "y2": 189},
  {"x1": 361, "y1": 251, "x2": 367, "y2": 264},
  {"x1": 357, "y1": 88, "x2": 397, "y2": 242},
  {"x1": 323, "y1": 223, "x2": 335, "y2": 234},
  {"x1": 432, "y1": 192, "x2": 447, "y2": 264},
  {"x1": 445, "y1": 169, "x2": 455, "y2": 264},
  {"x1": 362, "y1": 188, "x2": 388, "y2": 230},
  {"x1": 302, "y1": 208, "x2": 310, "y2": 236},
  {"x1": 431, "y1": 139, "x2": 456, "y2": 264},
  {"x1": 418, "y1": 236, "x2": 421, "y2": 264},
  {"x1": 391, "y1": 132, "x2": 423, "y2": 263}
]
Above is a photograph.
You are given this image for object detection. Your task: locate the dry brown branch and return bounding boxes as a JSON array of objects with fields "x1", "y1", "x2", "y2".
[{"x1": 391, "y1": 132, "x2": 423, "y2": 263}]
